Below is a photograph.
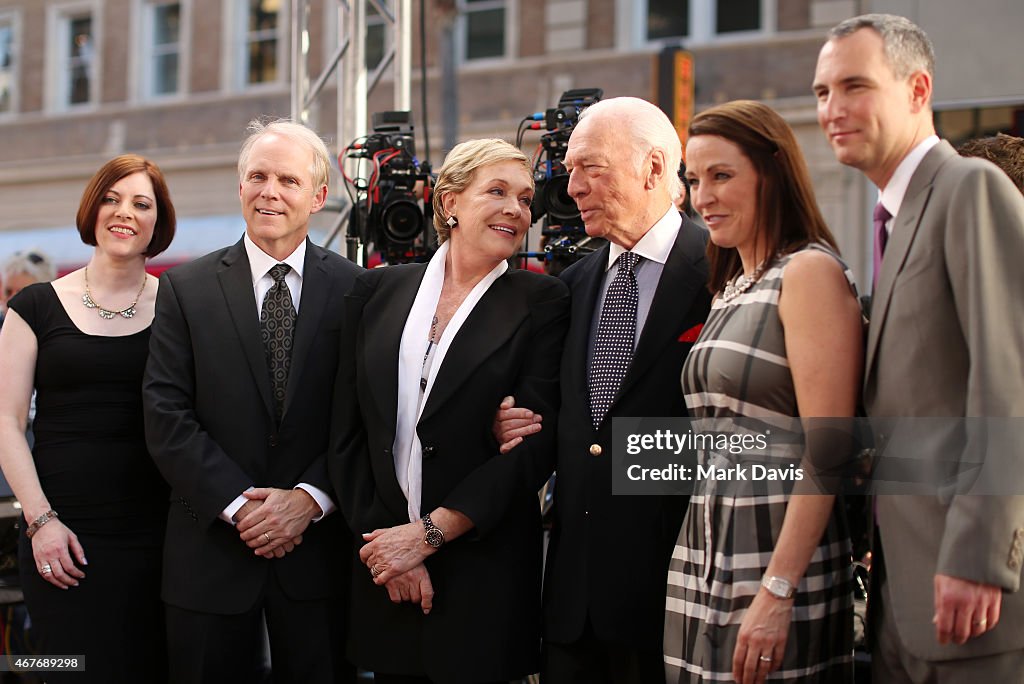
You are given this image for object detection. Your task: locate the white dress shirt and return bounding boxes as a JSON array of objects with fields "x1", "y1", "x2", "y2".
[
  {"x1": 877, "y1": 135, "x2": 940, "y2": 235},
  {"x1": 218, "y1": 234, "x2": 336, "y2": 525},
  {"x1": 589, "y1": 205, "x2": 681, "y2": 356}
]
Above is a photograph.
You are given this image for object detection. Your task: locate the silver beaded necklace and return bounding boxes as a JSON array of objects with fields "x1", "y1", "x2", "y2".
[
  {"x1": 81, "y1": 267, "x2": 147, "y2": 320},
  {"x1": 720, "y1": 258, "x2": 772, "y2": 303}
]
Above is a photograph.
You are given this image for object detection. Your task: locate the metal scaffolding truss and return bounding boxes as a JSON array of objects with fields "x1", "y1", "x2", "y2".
[{"x1": 289, "y1": 0, "x2": 413, "y2": 258}]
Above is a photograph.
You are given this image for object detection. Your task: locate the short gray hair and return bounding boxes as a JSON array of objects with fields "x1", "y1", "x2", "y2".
[
  {"x1": 829, "y1": 13, "x2": 935, "y2": 80},
  {"x1": 238, "y1": 118, "x2": 331, "y2": 190},
  {"x1": 579, "y1": 97, "x2": 684, "y2": 200},
  {"x1": 2, "y1": 249, "x2": 56, "y2": 285}
]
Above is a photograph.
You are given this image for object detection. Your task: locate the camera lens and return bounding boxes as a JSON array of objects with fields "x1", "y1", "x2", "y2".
[
  {"x1": 382, "y1": 195, "x2": 424, "y2": 243},
  {"x1": 544, "y1": 176, "x2": 581, "y2": 223}
]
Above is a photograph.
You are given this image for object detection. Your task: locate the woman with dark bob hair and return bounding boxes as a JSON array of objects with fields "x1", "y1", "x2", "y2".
[
  {"x1": 330, "y1": 138, "x2": 568, "y2": 683},
  {"x1": 0, "y1": 154, "x2": 175, "y2": 682},
  {"x1": 663, "y1": 101, "x2": 860, "y2": 683}
]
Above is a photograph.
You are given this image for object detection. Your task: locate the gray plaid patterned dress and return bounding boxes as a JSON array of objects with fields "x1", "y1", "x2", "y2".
[{"x1": 664, "y1": 245, "x2": 855, "y2": 682}]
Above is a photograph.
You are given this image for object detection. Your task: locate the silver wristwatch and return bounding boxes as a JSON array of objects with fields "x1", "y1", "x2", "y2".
[{"x1": 761, "y1": 575, "x2": 796, "y2": 599}]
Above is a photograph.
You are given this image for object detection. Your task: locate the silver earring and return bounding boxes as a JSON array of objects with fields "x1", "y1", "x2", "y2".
[{"x1": 446, "y1": 215, "x2": 458, "y2": 228}]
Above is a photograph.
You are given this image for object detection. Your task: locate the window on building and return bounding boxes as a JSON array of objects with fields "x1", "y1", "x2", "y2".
[
  {"x1": 142, "y1": 1, "x2": 182, "y2": 97},
  {"x1": 644, "y1": 0, "x2": 768, "y2": 43},
  {"x1": 649, "y1": 0, "x2": 689, "y2": 40},
  {"x1": 0, "y1": 14, "x2": 16, "y2": 114},
  {"x1": 242, "y1": 0, "x2": 283, "y2": 86},
  {"x1": 716, "y1": 0, "x2": 760, "y2": 34},
  {"x1": 461, "y1": 0, "x2": 506, "y2": 61},
  {"x1": 936, "y1": 105, "x2": 1024, "y2": 147},
  {"x1": 62, "y1": 11, "x2": 95, "y2": 107}
]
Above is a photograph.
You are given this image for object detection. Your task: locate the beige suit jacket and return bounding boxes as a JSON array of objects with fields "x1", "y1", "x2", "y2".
[{"x1": 866, "y1": 140, "x2": 1024, "y2": 660}]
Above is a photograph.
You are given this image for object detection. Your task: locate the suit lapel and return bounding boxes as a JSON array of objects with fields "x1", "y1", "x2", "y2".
[
  {"x1": 865, "y1": 142, "x2": 953, "y2": 388},
  {"x1": 419, "y1": 275, "x2": 529, "y2": 423},
  {"x1": 360, "y1": 265, "x2": 425, "y2": 520},
  {"x1": 282, "y1": 240, "x2": 328, "y2": 419},
  {"x1": 566, "y1": 245, "x2": 609, "y2": 405},
  {"x1": 362, "y1": 265, "x2": 423, "y2": 439},
  {"x1": 217, "y1": 239, "x2": 275, "y2": 420}
]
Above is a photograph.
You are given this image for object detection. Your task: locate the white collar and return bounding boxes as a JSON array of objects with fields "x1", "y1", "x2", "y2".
[
  {"x1": 606, "y1": 206, "x2": 681, "y2": 270},
  {"x1": 243, "y1": 233, "x2": 306, "y2": 284},
  {"x1": 878, "y1": 135, "x2": 940, "y2": 219}
]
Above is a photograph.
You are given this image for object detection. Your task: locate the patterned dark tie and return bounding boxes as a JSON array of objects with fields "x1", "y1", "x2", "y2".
[
  {"x1": 872, "y1": 202, "x2": 892, "y2": 289},
  {"x1": 589, "y1": 251, "x2": 640, "y2": 429},
  {"x1": 260, "y1": 263, "x2": 296, "y2": 420}
]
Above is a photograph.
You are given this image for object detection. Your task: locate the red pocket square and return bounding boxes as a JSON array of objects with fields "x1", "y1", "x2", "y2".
[{"x1": 678, "y1": 324, "x2": 703, "y2": 343}]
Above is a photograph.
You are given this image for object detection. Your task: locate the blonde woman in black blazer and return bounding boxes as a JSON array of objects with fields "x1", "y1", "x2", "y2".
[{"x1": 330, "y1": 138, "x2": 569, "y2": 684}]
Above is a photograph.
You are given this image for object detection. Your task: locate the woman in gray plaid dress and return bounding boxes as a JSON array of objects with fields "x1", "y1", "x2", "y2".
[{"x1": 665, "y1": 101, "x2": 859, "y2": 683}]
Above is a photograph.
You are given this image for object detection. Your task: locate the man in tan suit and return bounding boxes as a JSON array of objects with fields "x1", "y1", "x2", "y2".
[{"x1": 813, "y1": 13, "x2": 1024, "y2": 681}]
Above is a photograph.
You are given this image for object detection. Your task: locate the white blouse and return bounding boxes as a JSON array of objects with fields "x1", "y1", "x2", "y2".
[{"x1": 392, "y1": 240, "x2": 508, "y2": 522}]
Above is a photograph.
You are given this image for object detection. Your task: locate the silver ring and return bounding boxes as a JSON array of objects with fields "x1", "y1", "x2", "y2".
[
  {"x1": 370, "y1": 564, "x2": 382, "y2": 578},
  {"x1": 40, "y1": 563, "x2": 52, "y2": 575},
  {"x1": 758, "y1": 655, "x2": 773, "y2": 663},
  {"x1": 263, "y1": 532, "x2": 271, "y2": 544},
  {"x1": 974, "y1": 618, "x2": 988, "y2": 628}
]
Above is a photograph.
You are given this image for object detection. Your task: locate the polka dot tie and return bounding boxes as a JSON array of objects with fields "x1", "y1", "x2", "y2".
[
  {"x1": 260, "y1": 263, "x2": 296, "y2": 420},
  {"x1": 589, "y1": 251, "x2": 640, "y2": 429}
]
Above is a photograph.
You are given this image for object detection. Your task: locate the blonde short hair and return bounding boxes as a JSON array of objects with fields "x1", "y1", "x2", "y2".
[{"x1": 432, "y1": 138, "x2": 532, "y2": 243}]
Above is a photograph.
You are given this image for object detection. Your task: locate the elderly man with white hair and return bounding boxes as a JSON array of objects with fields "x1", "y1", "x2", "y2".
[{"x1": 497, "y1": 96, "x2": 711, "y2": 682}]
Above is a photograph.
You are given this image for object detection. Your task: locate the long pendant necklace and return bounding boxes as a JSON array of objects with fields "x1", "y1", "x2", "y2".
[
  {"x1": 82, "y1": 267, "x2": 147, "y2": 320},
  {"x1": 420, "y1": 316, "x2": 439, "y2": 392}
]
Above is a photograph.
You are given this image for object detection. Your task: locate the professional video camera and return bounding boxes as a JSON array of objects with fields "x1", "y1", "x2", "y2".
[
  {"x1": 519, "y1": 88, "x2": 602, "y2": 226},
  {"x1": 342, "y1": 111, "x2": 433, "y2": 264},
  {"x1": 516, "y1": 88, "x2": 604, "y2": 273}
]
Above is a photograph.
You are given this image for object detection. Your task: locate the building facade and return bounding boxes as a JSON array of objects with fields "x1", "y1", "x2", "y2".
[{"x1": 0, "y1": 0, "x2": 1021, "y2": 282}]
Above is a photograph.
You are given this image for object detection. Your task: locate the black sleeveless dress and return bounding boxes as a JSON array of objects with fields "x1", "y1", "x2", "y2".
[{"x1": 9, "y1": 283, "x2": 168, "y2": 683}]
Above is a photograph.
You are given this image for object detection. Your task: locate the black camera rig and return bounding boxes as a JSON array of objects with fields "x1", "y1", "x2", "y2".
[
  {"x1": 516, "y1": 88, "x2": 604, "y2": 273},
  {"x1": 342, "y1": 111, "x2": 434, "y2": 265}
]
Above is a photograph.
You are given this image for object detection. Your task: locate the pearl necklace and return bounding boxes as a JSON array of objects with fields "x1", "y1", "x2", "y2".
[
  {"x1": 81, "y1": 267, "x2": 147, "y2": 320},
  {"x1": 721, "y1": 259, "x2": 771, "y2": 303}
]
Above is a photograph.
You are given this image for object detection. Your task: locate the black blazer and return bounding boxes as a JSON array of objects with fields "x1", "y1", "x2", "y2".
[
  {"x1": 143, "y1": 238, "x2": 362, "y2": 614},
  {"x1": 543, "y1": 216, "x2": 711, "y2": 650},
  {"x1": 329, "y1": 263, "x2": 569, "y2": 683}
]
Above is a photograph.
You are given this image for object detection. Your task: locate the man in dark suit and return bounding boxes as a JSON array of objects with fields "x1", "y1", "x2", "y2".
[
  {"x1": 143, "y1": 119, "x2": 360, "y2": 684},
  {"x1": 814, "y1": 14, "x2": 1024, "y2": 680},
  {"x1": 498, "y1": 96, "x2": 711, "y2": 682}
]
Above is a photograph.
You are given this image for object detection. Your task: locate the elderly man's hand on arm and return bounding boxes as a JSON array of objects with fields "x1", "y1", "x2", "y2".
[{"x1": 492, "y1": 395, "x2": 543, "y2": 454}]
